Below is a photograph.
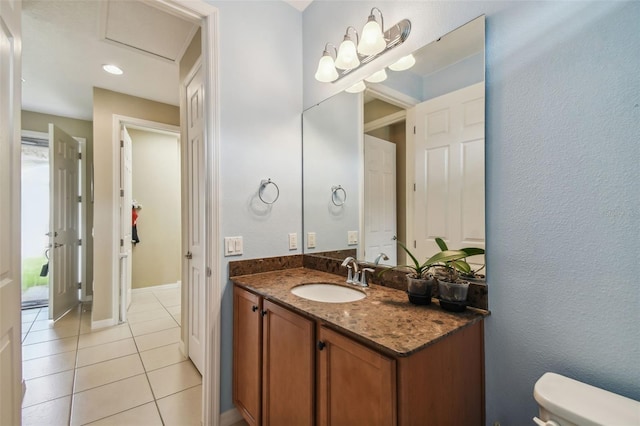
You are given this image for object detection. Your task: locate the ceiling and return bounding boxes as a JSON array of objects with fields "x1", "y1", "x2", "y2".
[{"x1": 22, "y1": 0, "x2": 198, "y2": 121}]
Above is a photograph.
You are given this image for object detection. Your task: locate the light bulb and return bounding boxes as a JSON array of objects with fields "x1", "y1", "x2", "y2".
[
  {"x1": 314, "y1": 53, "x2": 338, "y2": 83},
  {"x1": 335, "y1": 38, "x2": 360, "y2": 70},
  {"x1": 364, "y1": 69, "x2": 387, "y2": 83},
  {"x1": 389, "y1": 54, "x2": 416, "y2": 71},
  {"x1": 345, "y1": 80, "x2": 366, "y2": 93},
  {"x1": 358, "y1": 18, "x2": 386, "y2": 56}
]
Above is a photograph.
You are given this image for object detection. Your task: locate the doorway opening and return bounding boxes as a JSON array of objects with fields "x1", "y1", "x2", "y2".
[{"x1": 20, "y1": 135, "x2": 50, "y2": 309}]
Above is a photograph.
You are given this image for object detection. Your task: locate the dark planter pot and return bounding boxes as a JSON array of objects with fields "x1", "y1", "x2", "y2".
[
  {"x1": 406, "y1": 275, "x2": 436, "y2": 305},
  {"x1": 437, "y1": 279, "x2": 469, "y2": 312}
]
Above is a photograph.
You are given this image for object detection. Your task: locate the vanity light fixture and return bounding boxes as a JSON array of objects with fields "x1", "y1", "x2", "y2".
[
  {"x1": 358, "y1": 8, "x2": 386, "y2": 56},
  {"x1": 364, "y1": 68, "x2": 387, "y2": 83},
  {"x1": 102, "y1": 64, "x2": 124, "y2": 75},
  {"x1": 345, "y1": 80, "x2": 366, "y2": 93},
  {"x1": 335, "y1": 27, "x2": 360, "y2": 70},
  {"x1": 389, "y1": 53, "x2": 416, "y2": 71},
  {"x1": 314, "y1": 8, "x2": 410, "y2": 83},
  {"x1": 314, "y1": 43, "x2": 339, "y2": 83}
]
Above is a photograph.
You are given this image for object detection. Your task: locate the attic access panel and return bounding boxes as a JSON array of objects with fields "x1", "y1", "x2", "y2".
[{"x1": 102, "y1": 0, "x2": 197, "y2": 62}]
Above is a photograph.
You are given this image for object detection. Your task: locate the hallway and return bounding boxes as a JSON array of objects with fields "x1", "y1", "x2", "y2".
[{"x1": 21, "y1": 285, "x2": 203, "y2": 425}]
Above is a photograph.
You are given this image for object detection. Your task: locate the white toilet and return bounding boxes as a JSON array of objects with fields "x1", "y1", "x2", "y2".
[{"x1": 533, "y1": 372, "x2": 640, "y2": 426}]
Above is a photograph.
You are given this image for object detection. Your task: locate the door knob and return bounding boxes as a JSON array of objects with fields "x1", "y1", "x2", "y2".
[{"x1": 185, "y1": 252, "x2": 193, "y2": 259}]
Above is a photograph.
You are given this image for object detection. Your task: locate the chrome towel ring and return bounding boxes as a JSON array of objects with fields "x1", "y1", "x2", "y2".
[
  {"x1": 259, "y1": 178, "x2": 280, "y2": 204},
  {"x1": 331, "y1": 185, "x2": 347, "y2": 206}
]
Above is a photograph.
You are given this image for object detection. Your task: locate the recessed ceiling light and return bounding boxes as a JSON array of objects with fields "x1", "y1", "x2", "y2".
[{"x1": 102, "y1": 64, "x2": 123, "y2": 75}]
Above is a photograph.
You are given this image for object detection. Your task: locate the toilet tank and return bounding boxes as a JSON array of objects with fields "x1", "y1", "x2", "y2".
[{"x1": 534, "y1": 372, "x2": 640, "y2": 426}]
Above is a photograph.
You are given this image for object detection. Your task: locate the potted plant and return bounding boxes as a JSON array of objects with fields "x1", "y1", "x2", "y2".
[
  {"x1": 432, "y1": 238, "x2": 485, "y2": 311},
  {"x1": 381, "y1": 237, "x2": 469, "y2": 306}
]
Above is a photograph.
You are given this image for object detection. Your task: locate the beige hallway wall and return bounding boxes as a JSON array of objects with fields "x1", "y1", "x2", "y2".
[{"x1": 129, "y1": 128, "x2": 181, "y2": 289}]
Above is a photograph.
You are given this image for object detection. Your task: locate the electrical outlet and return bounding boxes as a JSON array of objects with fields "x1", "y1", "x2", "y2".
[
  {"x1": 288, "y1": 233, "x2": 298, "y2": 250},
  {"x1": 307, "y1": 232, "x2": 316, "y2": 249},
  {"x1": 347, "y1": 230, "x2": 358, "y2": 245}
]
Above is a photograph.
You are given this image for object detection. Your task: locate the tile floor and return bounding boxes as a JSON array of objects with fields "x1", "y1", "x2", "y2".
[{"x1": 20, "y1": 285, "x2": 205, "y2": 426}]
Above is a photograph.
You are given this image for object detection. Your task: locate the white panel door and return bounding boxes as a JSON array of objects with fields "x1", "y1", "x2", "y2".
[
  {"x1": 186, "y1": 65, "x2": 205, "y2": 374},
  {"x1": 413, "y1": 82, "x2": 485, "y2": 264},
  {"x1": 48, "y1": 124, "x2": 79, "y2": 320},
  {"x1": 119, "y1": 126, "x2": 133, "y2": 321},
  {"x1": 0, "y1": 0, "x2": 22, "y2": 422},
  {"x1": 363, "y1": 135, "x2": 397, "y2": 265}
]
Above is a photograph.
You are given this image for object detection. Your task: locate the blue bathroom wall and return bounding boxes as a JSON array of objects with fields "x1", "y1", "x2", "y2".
[
  {"x1": 208, "y1": 0, "x2": 303, "y2": 413},
  {"x1": 422, "y1": 51, "x2": 484, "y2": 101},
  {"x1": 303, "y1": 1, "x2": 640, "y2": 425}
]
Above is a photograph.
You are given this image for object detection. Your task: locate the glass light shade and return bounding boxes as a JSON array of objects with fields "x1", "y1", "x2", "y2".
[
  {"x1": 364, "y1": 69, "x2": 387, "y2": 83},
  {"x1": 102, "y1": 64, "x2": 123, "y2": 75},
  {"x1": 335, "y1": 39, "x2": 360, "y2": 70},
  {"x1": 389, "y1": 54, "x2": 416, "y2": 71},
  {"x1": 345, "y1": 80, "x2": 366, "y2": 93},
  {"x1": 314, "y1": 54, "x2": 339, "y2": 83},
  {"x1": 358, "y1": 19, "x2": 386, "y2": 56}
]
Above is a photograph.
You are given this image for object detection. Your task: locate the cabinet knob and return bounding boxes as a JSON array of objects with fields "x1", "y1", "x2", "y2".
[
  {"x1": 251, "y1": 305, "x2": 258, "y2": 312},
  {"x1": 317, "y1": 341, "x2": 326, "y2": 351},
  {"x1": 261, "y1": 310, "x2": 268, "y2": 317}
]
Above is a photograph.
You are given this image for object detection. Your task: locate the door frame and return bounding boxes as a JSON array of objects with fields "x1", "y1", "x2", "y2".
[{"x1": 110, "y1": 1, "x2": 220, "y2": 424}]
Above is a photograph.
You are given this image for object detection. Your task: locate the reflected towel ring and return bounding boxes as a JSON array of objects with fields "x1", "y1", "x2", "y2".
[
  {"x1": 259, "y1": 178, "x2": 280, "y2": 204},
  {"x1": 331, "y1": 185, "x2": 347, "y2": 206}
]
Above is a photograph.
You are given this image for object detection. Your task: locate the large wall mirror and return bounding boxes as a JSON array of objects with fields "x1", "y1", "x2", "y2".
[{"x1": 303, "y1": 16, "x2": 485, "y2": 270}]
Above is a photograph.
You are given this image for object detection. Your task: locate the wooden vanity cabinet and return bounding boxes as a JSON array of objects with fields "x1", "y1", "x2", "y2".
[
  {"x1": 233, "y1": 287, "x2": 262, "y2": 425},
  {"x1": 317, "y1": 326, "x2": 397, "y2": 426},
  {"x1": 233, "y1": 286, "x2": 315, "y2": 426}
]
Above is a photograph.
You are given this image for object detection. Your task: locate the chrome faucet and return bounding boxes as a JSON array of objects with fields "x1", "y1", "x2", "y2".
[
  {"x1": 341, "y1": 257, "x2": 374, "y2": 287},
  {"x1": 374, "y1": 252, "x2": 389, "y2": 265},
  {"x1": 341, "y1": 256, "x2": 359, "y2": 284}
]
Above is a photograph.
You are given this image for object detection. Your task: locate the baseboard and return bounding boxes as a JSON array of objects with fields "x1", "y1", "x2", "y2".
[
  {"x1": 220, "y1": 408, "x2": 243, "y2": 426},
  {"x1": 80, "y1": 295, "x2": 93, "y2": 302},
  {"x1": 91, "y1": 318, "x2": 118, "y2": 330},
  {"x1": 131, "y1": 282, "x2": 180, "y2": 293}
]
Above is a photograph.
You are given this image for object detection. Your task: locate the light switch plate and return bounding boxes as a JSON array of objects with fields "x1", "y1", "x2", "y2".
[
  {"x1": 224, "y1": 236, "x2": 243, "y2": 256},
  {"x1": 347, "y1": 230, "x2": 358, "y2": 245},
  {"x1": 307, "y1": 232, "x2": 316, "y2": 249},
  {"x1": 288, "y1": 233, "x2": 298, "y2": 250}
]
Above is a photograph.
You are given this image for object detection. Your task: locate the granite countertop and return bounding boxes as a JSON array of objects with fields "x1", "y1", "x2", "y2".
[{"x1": 231, "y1": 267, "x2": 489, "y2": 357}]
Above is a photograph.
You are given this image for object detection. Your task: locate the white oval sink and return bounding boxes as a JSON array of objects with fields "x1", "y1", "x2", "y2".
[{"x1": 291, "y1": 283, "x2": 366, "y2": 303}]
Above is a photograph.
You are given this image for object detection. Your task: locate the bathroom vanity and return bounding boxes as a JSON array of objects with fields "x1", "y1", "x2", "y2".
[{"x1": 231, "y1": 267, "x2": 487, "y2": 426}]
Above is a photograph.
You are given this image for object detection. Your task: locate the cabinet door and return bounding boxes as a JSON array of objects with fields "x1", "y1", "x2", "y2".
[
  {"x1": 318, "y1": 326, "x2": 397, "y2": 426},
  {"x1": 263, "y1": 300, "x2": 315, "y2": 426},
  {"x1": 233, "y1": 287, "x2": 262, "y2": 426}
]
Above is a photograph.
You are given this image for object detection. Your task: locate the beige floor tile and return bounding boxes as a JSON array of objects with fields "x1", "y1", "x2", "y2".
[
  {"x1": 126, "y1": 308, "x2": 171, "y2": 324},
  {"x1": 87, "y1": 402, "x2": 163, "y2": 426},
  {"x1": 156, "y1": 385, "x2": 202, "y2": 426},
  {"x1": 22, "y1": 332, "x2": 28, "y2": 342},
  {"x1": 22, "y1": 350, "x2": 76, "y2": 380},
  {"x1": 70, "y1": 374, "x2": 153, "y2": 426},
  {"x1": 75, "y1": 353, "x2": 144, "y2": 392},
  {"x1": 23, "y1": 324, "x2": 79, "y2": 345},
  {"x1": 79, "y1": 316, "x2": 92, "y2": 334},
  {"x1": 22, "y1": 310, "x2": 40, "y2": 322},
  {"x1": 130, "y1": 317, "x2": 179, "y2": 337},
  {"x1": 76, "y1": 338, "x2": 137, "y2": 367},
  {"x1": 147, "y1": 360, "x2": 201, "y2": 399},
  {"x1": 166, "y1": 305, "x2": 180, "y2": 316},
  {"x1": 22, "y1": 336, "x2": 78, "y2": 361},
  {"x1": 29, "y1": 314, "x2": 81, "y2": 331},
  {"x1": 139, "y1": 342, "x2": 187, "y2": 372},
  {"x1": 127, "y1": 301, "x2": 165, "y2": 313},
  {"x1": 134, "y1": 327, "x2": 180, "y2": 352},
  {"x1": 35, "y1": 308, "x2": 50, "y2": 321},
  {"x1": 22, "y1": 395, "x2": 71, "y2": 426},
  {"x1": 130, "y1": 291, "x2": 159, "y2": 303},
  {"x1": 78, "y1": 324, "x2": 132, "y2": 349},
  {"x1": 171, "y1": 313, "x2": 182, "y2": 325},
  {"x1": 22, "y1": 370, "x2": 74, "y2": 408}
]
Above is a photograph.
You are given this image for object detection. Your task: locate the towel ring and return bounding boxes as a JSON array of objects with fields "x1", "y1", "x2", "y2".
[
  {"x1": 331, "y1": 185, "x2": 347, "y2": 206},
  {"x1": 259, "y1": 178, "x2": 280, "y2": 204}
]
